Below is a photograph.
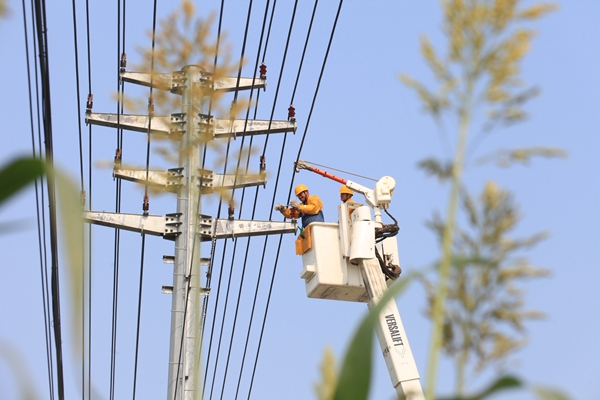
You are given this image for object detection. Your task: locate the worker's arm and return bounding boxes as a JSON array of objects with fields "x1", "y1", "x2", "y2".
[{"x1": 298, "y1": 195, "x2": 323, "y2": 215}]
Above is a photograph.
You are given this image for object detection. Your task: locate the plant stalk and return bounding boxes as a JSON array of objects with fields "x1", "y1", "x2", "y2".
[{"x1": 425, "y1": 78, "x2": 474, "y2": 399}]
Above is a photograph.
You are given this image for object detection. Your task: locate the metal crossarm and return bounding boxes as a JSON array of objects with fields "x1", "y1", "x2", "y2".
[
  {"x1": 84, "y1": 211, "x2": 296, "y2": 241},
  {"x1": 120, "y1": 70, "x2": 266, "y2": 93},
  {"x1": 111, "y1": 167, "x2": 266, "y2": 192},
  {"x1": 85, "y1": 112, "x2": 296, "y2": 139}
]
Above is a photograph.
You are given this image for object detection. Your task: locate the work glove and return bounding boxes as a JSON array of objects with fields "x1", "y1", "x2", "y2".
[
  {"x1": 290, "y1": 200, "x2": 300, "y2": 209},
  {"x1": 275, "y1": 203, "x2": 285, "y2": 212}
]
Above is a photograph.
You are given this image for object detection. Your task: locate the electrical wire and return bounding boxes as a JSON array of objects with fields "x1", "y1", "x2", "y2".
[
  {"x1": 246, "y1": 2, "x2": 344, "y2": 398},
  {"x1": 131, "y1": 0, "x2": 156, "y2": 397},
  {"x1": 202, "y1": 2, "x2": 345, "y2": 398},
  {"x1": 32, "y1": 0, "x2": 67, "y2": 398},
  {"x1": 233, "y1": 2, "x2": 317, "y2": 398},
  {"x1": 212, "y1": 0, "x2": 300, "y2": 398},
  {"x1": 260, "y1": 0, "x2": 298, "y2": 158},
  {"x1": 199, "y1": 4, "x2": 228, "y2": 393},
  {"x1": 23, "y1": 0, "x2": 55, "y2": 397},
  {"x1": 205, "y1": 1, "x2": 263, "y2": 395},
  {"x1": 109, "y1": 1, "x2": 125, "y2": 397},
  {"x1": 84, "y1": 0, "x2": 93, "y2": 396},
  {"x1": 68, "y1": 1, "x2": 88, "y2": 397},
  {"x1": 220, "y1": 0, "x2": 305, "y2": 398},
  {"x1": 132, "y1": 234, "x2": 148, "y2": 399},
  {"x1": 71, "y1": 0, "x2": 85, "y2": 191}
]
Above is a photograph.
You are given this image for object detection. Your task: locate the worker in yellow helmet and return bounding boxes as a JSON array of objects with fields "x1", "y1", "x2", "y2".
[
  {"x1": 339, "y1": 185, "x2": 354, "y2": 203},
  {"x1": 275, "y1": 183, "x2": 324, "y2": 228}
]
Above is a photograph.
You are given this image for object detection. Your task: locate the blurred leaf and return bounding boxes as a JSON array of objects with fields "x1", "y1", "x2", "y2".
[
  {"x1": 517, "y1": 4, "x2": 559, "y2": 20},
  {"x1": 0, "y1": 0, "x2": 8, "y2": 20},
  {"x1": 418, "y1": 157, "x2": 453, "y2": 182},
  {"x1": 428, "y1": 255, "x2": 495, "y2": 271},
  {"x1": 438, "y1": 375, "x2": 522, "y2": 400},
  {"x1": 0, "y1": 218, "x2": 36, "y2": 235},
  {"x1": 52, "y1": 167, "x2": 86, "y2": 354},
  {"x1": 532, "y1": 386, "x2": 572, "y2": 400},
  {"x1": 332, "y1": 273, "x2": 416, "y2": 400},
  {"x1": 0, "y1": 340, "x2": 40, "y2": 399},
  {"x1": 476, "y1": 147, "x2": 567, "y2": 167},
  {"x1": 315, "y1": 347, "x2": 338, "y2": 400},
  {"x1": 0, "y1": 156, "x2": 46, "y2": 205}
]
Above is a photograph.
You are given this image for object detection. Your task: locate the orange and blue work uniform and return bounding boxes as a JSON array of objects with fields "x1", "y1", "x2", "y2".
[{"x1": 280, "y1": 194, "x2": 324, "y2": 228}]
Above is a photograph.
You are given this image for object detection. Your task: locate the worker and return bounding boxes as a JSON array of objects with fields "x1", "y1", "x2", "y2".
[
  {"x1": 339, "y1": 185, "x2": 354, "y2": 203},
  {"x1": 275, "y1": 184, "x2": 324, "y2": 228}
]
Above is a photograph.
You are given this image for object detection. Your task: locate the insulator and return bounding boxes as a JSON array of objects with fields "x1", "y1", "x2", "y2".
[
  {"x1": 148, "y1": 96, "x2": 154, "y2": 115},
  {"x1": 86, "y1": 94, "x2": 93, "y2": 113},
  {"x1": 228, "y1": 200, "x2": 235, "y2": 220},
  {"x1": 229, "y1": 100, "x2": 236, "y2": 120},
  {"x1": 260, "y1": 155, "x2": 266, "y2": 171},
  {"x1": 143, "y1": 195, "x2": 150, "y2": 215},
  {"x1": 259, "y1": 62, "x2": 267, "y2": 79},
  {"x1": 114, "y1": 148, "x2": 122, "y2": 168},
  {"x1": 290, "y1": 208, "x2": 299, "y2": 219},
  {"x1": 288, "y1": 104, "x2": 296, "y2": 121},
  {"x1": 120, "y1": 53, "x2": 127, "y2": 72}
]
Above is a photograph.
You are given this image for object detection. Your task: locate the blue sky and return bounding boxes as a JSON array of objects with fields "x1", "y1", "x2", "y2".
[{"x1": 0, "y1": 1, "x2": 599, "y2": 399}]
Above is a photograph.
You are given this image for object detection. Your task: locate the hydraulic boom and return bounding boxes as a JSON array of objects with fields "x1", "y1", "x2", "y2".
[{"x1": 294, "y1": 160, "x2": 425, "y2": 400}]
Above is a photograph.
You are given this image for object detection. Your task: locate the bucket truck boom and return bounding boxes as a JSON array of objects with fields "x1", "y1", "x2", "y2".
[{"x1": 293, "y1": 160, "x2": 425, "y2": 400}]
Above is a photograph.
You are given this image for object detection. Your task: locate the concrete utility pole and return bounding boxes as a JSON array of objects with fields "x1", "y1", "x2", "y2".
[{"x1": 85, "y1": 64, "x2": 297, "y2": 399}]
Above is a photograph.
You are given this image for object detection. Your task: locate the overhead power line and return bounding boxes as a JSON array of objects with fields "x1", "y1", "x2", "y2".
[
  {"x1": 22, "y1": 0, "x2": 55, "y2": 397},
  {"x1": 32, "y1": 0, "x2": 66, "y2": 398}
]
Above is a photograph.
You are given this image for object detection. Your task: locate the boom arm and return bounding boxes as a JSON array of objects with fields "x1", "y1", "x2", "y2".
[
  {"x1": 294, "y1": 160, "x2": 397, "y2": 225},
  {"x1": 294, "y1": 160, "x2": 424, "y2": 399}
]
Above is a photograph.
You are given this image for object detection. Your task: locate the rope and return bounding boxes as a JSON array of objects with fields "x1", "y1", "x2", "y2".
[{"x1": 300, "y1": 159, "x2": 378, "y2": 182}]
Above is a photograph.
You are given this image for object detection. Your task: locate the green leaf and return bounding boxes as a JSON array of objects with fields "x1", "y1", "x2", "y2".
[
  {"x1": 0, "y1": 156, "x2": 46, "y2": 205},
  {"x1": 332, "y1": 272, "x2": 416, "y2": 400},
  {"x1": 438, "y1": 375, "x2": 522, "y2": 400}
]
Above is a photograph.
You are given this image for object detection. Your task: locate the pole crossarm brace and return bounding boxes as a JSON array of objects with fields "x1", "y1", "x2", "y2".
[
  {"x1": 85, "y1": 112, "x2": 296, "y2": 139},
  {"x1": 120, "y1": 70, "x2": 266, "y2": 93},
  {"x1": 113, "y1": 167, "x2": 266, "y2": 192},
  {"x1": 83, "y1": 211, "x2": 297, "y2": 241}
]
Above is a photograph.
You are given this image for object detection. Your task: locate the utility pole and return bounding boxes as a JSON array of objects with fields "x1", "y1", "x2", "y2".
[{"x1": 84, "y1": 64, "x2": 297, "y2": 399}]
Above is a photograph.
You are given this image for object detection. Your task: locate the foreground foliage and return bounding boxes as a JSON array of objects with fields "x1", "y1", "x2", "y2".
[{"x1": 400, "y1": 0, "x2": 557, "y2": 396}]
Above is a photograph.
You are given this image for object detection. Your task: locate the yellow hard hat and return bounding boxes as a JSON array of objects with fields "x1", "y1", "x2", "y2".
[
  {"x1": 295, "y1": 184, "x2": 309, "y2": 196},
  {"x1": 339, "y1": 185, "x2": 354, "y2": 195}
]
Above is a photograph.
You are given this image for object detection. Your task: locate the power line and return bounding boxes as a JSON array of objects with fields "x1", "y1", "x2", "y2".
[
  {"x1": 132, "y1": 0, "x2": 156, "y2": 397},
  {"x1": 32, "y1": 0, "x2": 66, "y2": 397},
  {"x1": 247, "y1": 2, "x2": 344, "y2": 398},
  {"x1": 23, "y1": 0, "x2": 55, "y2": 397},
  {"x1": 233, "y1": 2, "x2": 318, "y2": 397},
  {"x1": 84, "y1": 0, "x2": 93, "y2": 396},
  {"x1": 132, "y1": 234, "x2": 148, "y2": 399},
  {"x1": 68, "y1": 1, "x2": 88, "y2": 397},
  {"x1": 109, "y1": 0, "x2": 126, "y2": 397}
]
